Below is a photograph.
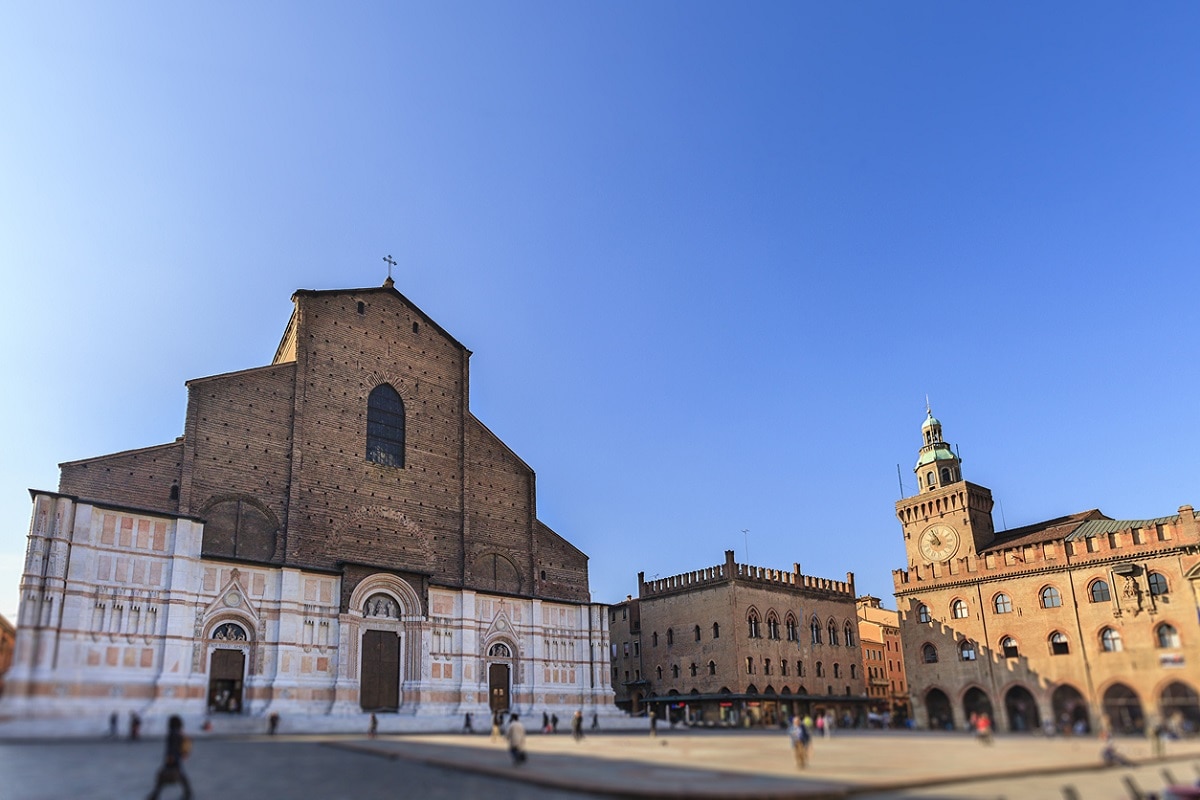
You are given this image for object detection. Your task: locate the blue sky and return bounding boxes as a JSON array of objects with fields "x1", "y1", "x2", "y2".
[{"x1": 2, "y1": 3, "x2": 1199, "y2": 620}]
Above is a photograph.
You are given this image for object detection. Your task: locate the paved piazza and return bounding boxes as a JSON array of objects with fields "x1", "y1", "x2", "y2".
[{"x1": 2, "y1": 727, "x2": 1200, "y2": 799}]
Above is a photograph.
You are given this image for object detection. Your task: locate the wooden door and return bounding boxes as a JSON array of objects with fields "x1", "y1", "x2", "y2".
[
  {"x1": 207, "y1": 649, "x2": 245, "y2": 713},
  {"x1": 361, "y1": 630, "x2": 400, "y2": 711},
  {"x1": 489, "y1": 662, "x2": 510, "y2": 713}
]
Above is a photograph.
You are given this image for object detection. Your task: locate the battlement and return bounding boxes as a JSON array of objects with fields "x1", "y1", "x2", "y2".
[
  {"x1": 640, "y1": 550, "x2": 855, "y2": 599},
  {"x1": 894, "y1": 504, "x2": 1199, "y2": 592}
]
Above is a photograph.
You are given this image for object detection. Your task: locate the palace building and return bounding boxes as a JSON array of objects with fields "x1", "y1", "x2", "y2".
[
  {"x1": 3, "y1": 278, "x2": 614, "y2": 725},
  {"x1": 609, "y1": 550, "x2": 867, "y2": 727},
  {"x1": 893, "y1": 411, "x2": 1200, "y2": 734}
]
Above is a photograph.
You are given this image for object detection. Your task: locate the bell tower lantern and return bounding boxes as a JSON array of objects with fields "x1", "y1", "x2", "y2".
[{"x1": 896, "y1": 408, "x2": 996, "y2": 564}]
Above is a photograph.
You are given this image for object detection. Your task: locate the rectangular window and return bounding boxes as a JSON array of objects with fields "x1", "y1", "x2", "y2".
[{"x1": 633, "y1": 642, "x2": 639, "y2": 657}]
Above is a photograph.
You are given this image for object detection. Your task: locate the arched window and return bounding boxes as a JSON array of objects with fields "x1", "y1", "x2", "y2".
[
  {"x1": 827, "y1": 620, "x2": 839, "y2": 646},
  {"x1": 797, "y1": 661, "x2": 804, "y2": 677},
  {"x1": 843, "y1": 622, "x2": 855, "y2": 647},
  {"x1": 1001, "y1": 637, "x2": 1019, "y2": 659},
  {"x1": 940, "y1": 467, "x2": 951, "y2": 484},
  {"x1": 656, "y1": 666, "x2": 663, "y2": 679},
  {"x1": 666, "y1": 628, "x2": 674, "y2": 646},
  {"x1": 1100, "y1": 627, "x2": 1122, "y2": 652},
  {"x1": 993, "y1": 594, "x2": 1012, "y2": 614},
  {"x1": 959, "y1": 641, "x2": 976, "y2": 661},
  {"x1": 833, "y1": 663, "x2": 841, "y2": 678},
  {"x1": 708, "y1": 660, "x2": 716, "y2": 676},
  {"x1": 747, "y1": 612, "x2": 760, "y2": 639},
  {"x1": 672, "y1": 664, "x2": 680, "y2": 679},
  {"x1": 785, "y1": 614, "x2": 798, "y2": 642},
  {"x1": 1049, "y1": 632, "x2": 1070, "y2": 655},
  {"x1": 850, "y1": 664, "x2": 857, "y2": 679},
  {"x1": 694, "y1": 624, "x2": 702, "y2": 642},
  {"x1": 1041, "y1": 586, "x2": 1063, "y2": 608},
  {"x1": 764, "y1": 659, "x2": 772, "y2": 675},
  {"x1": 917, "y1": 604, "x2": 931, "y2": 623},
  {"x1": 810, "y1": 616, "x2": 822, "y2": 644},
  {"x1": 652, "y1": 632, "x2": 658, "y2": 647},
  {"x1": 1148, "y1": 572, "x2": 1169, "y2": 597},
  {"x1": 951, "y1": 599, "x2": 968, "y2": 619},
  {"x1": 746, "y1": 656, "x2": 754, "y2": 674},
  {"x1": 781, "y1": 660, "x2": 788, "y2": 676},
  {"x1": 766, "y1": 613, "x2": 780, "y2": 640},
  {"x1": 922, "y1": 644, "x2": 938, "y2": 664},
  {"x1": 816, "y1": 661, "x2": 825, "y2": 677},
  {"x1": 689, "y1": 662, "x2": 698, "y2": 677},
  {"x1": 1089, "y1": 580, "x2": 1111, "y2": 603},
  {"x1": 366, "y1": 384, "x2": 405, "y2": 467},
  {"x1": 712, "y1": 622, "x2": 720, "y2": 639},
  {"x1": 1156, "y1": 623, "x2": 1180, "y2": 649},
  {"x1": 926, "y1": 471, "x2": 935, "y2": 487}
]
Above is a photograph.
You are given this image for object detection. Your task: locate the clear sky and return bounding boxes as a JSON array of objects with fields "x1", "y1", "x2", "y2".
[{"x1": 2, "y1": 3, "x2": 1199, "y2": 622}]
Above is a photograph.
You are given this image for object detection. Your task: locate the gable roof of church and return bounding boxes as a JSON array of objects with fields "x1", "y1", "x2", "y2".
[{"x1": 289, "y1": 284, "x2": 471, "y2": 354}]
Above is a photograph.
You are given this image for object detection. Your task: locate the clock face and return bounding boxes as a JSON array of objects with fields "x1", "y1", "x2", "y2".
[{"x1": 919, "y1": 524, "x2": 960, "y2": 562}]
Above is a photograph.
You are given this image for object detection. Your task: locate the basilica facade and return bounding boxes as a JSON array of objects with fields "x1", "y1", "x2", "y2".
[
  {"x1": 893, "y1": 411, "x2": 1200, "y2": 734},
  {"x1": 3, "y1": 279, "x2": 614, "y2": 724}
]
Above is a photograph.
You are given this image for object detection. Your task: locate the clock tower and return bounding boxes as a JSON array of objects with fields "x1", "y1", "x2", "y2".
[{"x1": 895, "y1": 409, "x2": 996, "y2": 565}]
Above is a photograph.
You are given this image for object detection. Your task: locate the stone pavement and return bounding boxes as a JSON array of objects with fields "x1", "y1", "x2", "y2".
[
  {"x1": 3, "y1": 728, "x2": 1200, "y2": 799},
  {"x1": 340, "y1": 728, "x2": 1200, "y2": 799}
]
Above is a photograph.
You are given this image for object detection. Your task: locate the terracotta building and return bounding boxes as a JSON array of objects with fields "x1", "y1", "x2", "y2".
[
  {"x1": 893, "y1": 411, "x2": 1200, "y2": 734},
  {"x1": 3, "y1": 279, "x2": 614, "y2": 724},
  {"x1": 609, "y1": 550, "x2": 867, "y2": 727},
  {"x1": 0, "y1": 614, "x2": 14, "y2": 697},
  {"x1": 856, "y1": 596, "x2": 909, "y2": 723}
]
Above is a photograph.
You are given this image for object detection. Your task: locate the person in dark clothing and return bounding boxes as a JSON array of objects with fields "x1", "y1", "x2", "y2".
[
  {"x1": 267, "y1": 712, "x2": 280, "y2": 735},
  {"x1": 463, "y1": 712, "x2": 474, "y2": 733},
  {"x1": 146, "y1": 714, "x2": 192, "y2": 800},
  {"x1": 129, "y1": 712, "x2": 142, "y2": 742}
]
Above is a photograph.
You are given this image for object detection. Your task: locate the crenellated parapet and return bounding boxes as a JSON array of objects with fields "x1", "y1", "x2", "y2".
[{"x1": 640, "y1": 549, "x2": 855, "y2": 600}]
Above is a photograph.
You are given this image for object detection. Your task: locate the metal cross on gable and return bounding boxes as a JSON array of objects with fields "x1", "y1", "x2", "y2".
[{"x1": 383, "y1": 254, "x2": 397, "y2": 280}]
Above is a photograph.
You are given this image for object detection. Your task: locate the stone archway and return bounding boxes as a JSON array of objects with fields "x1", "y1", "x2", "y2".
[
  {"x1": 1103, "y1": 683, "x2": 1145, "y2": 734},
  {"x1": 206, "y1": 621, "x2": 249, "y2": 714},
  {"x1": 962, "y1": 686, "x2": 993, "y2": 723},
  {"x1": 1159, "y1": 681, "x2": 1200, "y2": 732},
  {"x1": 926, "y1": 688, "x2": 952, "y2": 731},
  {"x1": 1052, "y1": 684, "x2": 1090, "y2": 734},
  {"x1": 1004, "y1": 685, "x2": 1041, "y2": 732}
]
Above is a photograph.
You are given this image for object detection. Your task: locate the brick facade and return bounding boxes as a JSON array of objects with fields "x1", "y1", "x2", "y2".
[
  {"x1": 610, "y1": 550, "x2": 868, "y2": 727},
  {"x1": 5, "y1": 280, "x2": 613, "y2": 723},
  {"x1": 893, "y1": 411, "x2": 1200, "y2": 735}
]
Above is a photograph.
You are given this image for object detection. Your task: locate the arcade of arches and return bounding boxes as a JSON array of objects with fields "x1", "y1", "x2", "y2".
[{"x1": 923, "y1": 680, "x2": 1200, "y2": 734}]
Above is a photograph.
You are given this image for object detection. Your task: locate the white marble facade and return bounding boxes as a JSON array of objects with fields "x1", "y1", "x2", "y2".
[{"x1": 3, "y1": 492, "x2": 616, "y2": 724}]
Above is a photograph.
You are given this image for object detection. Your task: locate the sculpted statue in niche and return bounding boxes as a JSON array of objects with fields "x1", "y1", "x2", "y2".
[
  {"x1": 211, "y1": 622, "x2": 248, "y2": 641},
  {"x1": 364, "y1": 593, "x2": 398, "y2": 619},
  {"x1": 1122, "y1": 576, "x2": 1143, "y2": 613}
]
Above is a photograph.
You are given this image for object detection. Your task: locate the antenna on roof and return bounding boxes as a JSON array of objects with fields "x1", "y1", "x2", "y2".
[
  {"x1": 742, "y1": 529, "x2": 750, "y2": 563},
  {"x1": 897, "y1": 464, "x2": 904, "y2": 498}
]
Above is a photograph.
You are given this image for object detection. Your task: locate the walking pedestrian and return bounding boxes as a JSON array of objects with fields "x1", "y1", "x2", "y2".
[
  {"x1": 649, "y1": 709, "x2": 658, "y2": 737},
  {"x1": 491, "y1": 711, "x2": 502, "y2": 742},
  {"x1": 975, "y1": 712, "x2": 993, "y2": 745},
  {"x1": 368, "y1": 713, "x2": 378, "y2": 738},
  {"x1": 145, "y1": 714, "x2": 192, "y2": 800},
  {"x1": 788, "y1": 716, "x2": 812, "y2": 768},
  {"x1": 129, "y1": 711, "x2": 142, "y2": 741},
  {"x1": 551, "y1": 713, "x2": 559, "y2": 733},
  {"x1": 267, "y1": 712, "x2": 280, "y2": 735},
  {"x1": 506, "y1": 713, "x2": 527, "y2": 764},
  {"x1": 571, "y1": 710, "x2": 584, "y2": 742},
  {"x1": 822, "y1": 711, "x2": 834, "y2": 738},
  {"x1": 542, "y1": 711, "x2": 550, "y2": 733},
  {"x1": 463, "y1": 712, "x2": 474, "y2": 733},
  {"x1": 591, "y1": 712, "x2": 599, "y2": 730},
  {"x1": 108, "y1": 712, "x2": 119, "y2": 738}
]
